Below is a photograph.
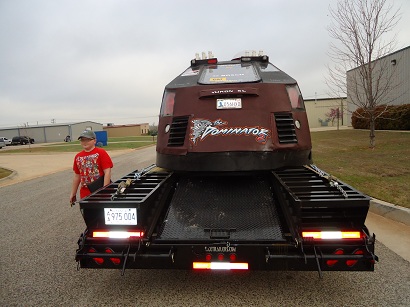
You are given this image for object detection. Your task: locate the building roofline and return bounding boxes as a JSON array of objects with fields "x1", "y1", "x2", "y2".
[
  {"x1": 347, "y1": 45, "x2": 410, "y2": 73},
  {"x1": 305, "y1": 97, "x2": 347, "y2": 102},
  {"x1": 0, "y1": 121, "x2": 103, "y2": 130},
  {"x1": 103, "y1": 123, "x2": 149, "y2": 128}
]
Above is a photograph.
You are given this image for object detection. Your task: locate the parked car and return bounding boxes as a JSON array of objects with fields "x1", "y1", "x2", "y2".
[
  {"x1": 11, "y1": 136, "x2": 35, "y2": 145},
  {"x1": 0, "y1": 137, "x2": 11, "y2": 146},
  {"x1": 0, "y1": 139, "x2": 5, "y2": 149}
]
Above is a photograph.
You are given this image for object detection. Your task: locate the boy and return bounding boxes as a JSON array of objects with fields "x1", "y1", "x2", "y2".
[{"x1": 69, "y1": 130, "x2": 113, "y2": 204}]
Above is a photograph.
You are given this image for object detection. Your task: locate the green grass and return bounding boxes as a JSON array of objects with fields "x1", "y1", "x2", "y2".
[{"x1": 311, "y1": 130, "x2": 410, "y2": 208}]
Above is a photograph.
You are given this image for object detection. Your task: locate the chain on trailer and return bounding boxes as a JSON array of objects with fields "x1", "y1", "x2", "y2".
[
  {"x1": 305, "y1": 164, "x2": 348, "y2": 198},
  {"x1": 111, "y1": 164, "x2": 157, "y2": 200}
]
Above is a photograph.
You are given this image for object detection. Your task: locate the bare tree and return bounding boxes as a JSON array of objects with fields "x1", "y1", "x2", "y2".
[{"x1": 326, "y1": 0, "x2": 401, "y2": 147}]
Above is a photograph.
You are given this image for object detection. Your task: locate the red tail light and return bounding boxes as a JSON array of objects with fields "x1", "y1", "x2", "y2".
[
  {"x1": 346, "y1": 249, "x2": 364, "y2": 267},
  {"x1": 326, "y1": 248, "x2": 344, "y2": 267},
  {"x1": 105, "y1": 248, "x2": 121, "y2": 265},
  {"x1": 88, "y1": 247, "x2": 104, "y2": 265}
]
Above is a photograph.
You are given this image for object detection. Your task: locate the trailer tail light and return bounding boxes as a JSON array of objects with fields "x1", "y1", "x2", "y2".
[
  {"x1": 346, "y1": 249, "x2": 364, "y2": 267},
  {"x1": 92, "y1": 231, "x2": 144, "y2": 239},
  {"x1": 88, "y1": 247, "x2": 104, "y2": 265},
  {"x1": 105, "y1": 248, "x2": 121, "y2": 265},
  {"x1": 326, "y1": 248, "x2": 344, "y2": 267},
  {"x1": 302, "y1": 231, "x2": 361, "y2": 240},
  {"x1": 193, "y1": 262, "x2": 249, "y2": 270}
]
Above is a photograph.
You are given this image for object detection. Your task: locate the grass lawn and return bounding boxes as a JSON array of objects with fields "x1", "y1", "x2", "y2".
[{"x1": 311, "y1": 129, "x2": 410, "y2": 208}]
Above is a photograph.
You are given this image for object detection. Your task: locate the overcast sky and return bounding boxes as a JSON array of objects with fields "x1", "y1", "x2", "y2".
[{"x1": 1, "y1": 0, "x2": 409, "y2": 128}]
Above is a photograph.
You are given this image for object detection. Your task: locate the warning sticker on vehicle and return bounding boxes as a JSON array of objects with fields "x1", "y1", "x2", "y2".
[{"x1": 210, "y1": 77, "x2": 227, "y2": 82}]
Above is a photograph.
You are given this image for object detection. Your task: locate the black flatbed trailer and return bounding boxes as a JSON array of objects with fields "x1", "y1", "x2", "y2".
[
  {"x1": 76, "y1": 165, "x2": 377, "y2": 276},
  {"x1": 75, "y1": 52, "x2": 377, "y2": 276}
]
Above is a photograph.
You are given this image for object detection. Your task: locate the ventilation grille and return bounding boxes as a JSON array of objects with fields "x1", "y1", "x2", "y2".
[
  {"x1": 167, "y1": 116, "x2": 189, "y2": 147},
  {"x1": 274, "y1": 113, "x2": 297, "y2": 144}
]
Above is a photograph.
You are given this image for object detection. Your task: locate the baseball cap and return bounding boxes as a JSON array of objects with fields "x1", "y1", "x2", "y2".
[{"x1": 78, "y1": 130, "x2": 96, "y2": 140}]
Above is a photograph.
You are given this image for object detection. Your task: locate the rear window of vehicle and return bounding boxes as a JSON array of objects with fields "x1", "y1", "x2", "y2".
[
  {"x1": 198, "y1": 63, "x2": 261, "y2": 84},
  {"x1": 257, "y1": 63, "x2": 280, "y2": 72}
]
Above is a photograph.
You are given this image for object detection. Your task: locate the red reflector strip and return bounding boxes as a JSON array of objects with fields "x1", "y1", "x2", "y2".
[
  {"x1": 193, "y1": 262, "x2": 248, "y2": 270},
  {"x1": 92, "y1": 231, "x2": 143, "y2": 238},
  {"x1": 302, "y1": 231, "x2": 361, "y2": 239}
]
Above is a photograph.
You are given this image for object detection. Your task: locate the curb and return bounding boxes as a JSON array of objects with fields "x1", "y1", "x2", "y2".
[
  {"x1": 369, "y1": 198, "x2": 410, "y2": 226},
  {"x1": 0, "y1": 166, "x2": 17, "y2": 183}
]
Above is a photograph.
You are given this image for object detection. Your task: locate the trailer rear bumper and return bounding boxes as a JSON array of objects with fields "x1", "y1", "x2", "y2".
[{"x1": 75, "y1": 235, "x2": 377, "y2": 275}]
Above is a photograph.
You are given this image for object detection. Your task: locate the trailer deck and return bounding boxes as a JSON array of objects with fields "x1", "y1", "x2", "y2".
[{"x1": 157, "y1": 175, "x2": 285, "y2": 241}]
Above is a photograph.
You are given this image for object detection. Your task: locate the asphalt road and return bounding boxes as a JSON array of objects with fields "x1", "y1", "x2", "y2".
[{"x1": 1, "y1": 147, "x2": 410, "y2": 307}]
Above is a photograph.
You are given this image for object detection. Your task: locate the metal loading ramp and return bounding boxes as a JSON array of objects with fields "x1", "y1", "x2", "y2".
[{"x1": 158, "y1": 175, "x2": 285, "y2": 241}]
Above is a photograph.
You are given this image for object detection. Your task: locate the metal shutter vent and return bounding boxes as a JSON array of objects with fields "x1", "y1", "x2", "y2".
[
  {"x1": 167, "y1": 116, "x2": 189, "y2": 147},
  {"x1": 274, "y1": 113, "x2": 298, "y2": 144}
]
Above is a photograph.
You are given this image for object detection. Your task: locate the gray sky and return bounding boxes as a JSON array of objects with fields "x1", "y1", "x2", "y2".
[{"x1": 1, "y1": 0, "x2": 409, "y2": 128}]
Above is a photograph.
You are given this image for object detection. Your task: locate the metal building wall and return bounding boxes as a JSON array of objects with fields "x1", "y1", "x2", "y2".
[
  {"x1": 387, "y1": 46, "x2": 410, "y2": 105},
  {"x1": 0, "y1": 128, "x2": 19, "y2": 139},
  {"x1": 42, "y1": 126, "x2": 71, "y2": 142},
  {"x1": 346, "y1": 46, "x2": 410, "y2": 116},
  {"x1": 18, "y1": 126, "x2": 46, "y2": 143},
  {"x1": 0, "y1": 121, "x2": 103, "y2": 143}
]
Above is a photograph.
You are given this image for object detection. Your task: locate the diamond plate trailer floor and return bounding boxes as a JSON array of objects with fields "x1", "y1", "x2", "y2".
[{"x1": 157, "y1": 174, "x2": 286, "y2": 242}]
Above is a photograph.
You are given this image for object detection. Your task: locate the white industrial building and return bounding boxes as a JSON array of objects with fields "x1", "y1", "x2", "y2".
[{"x1": 0, "y1": 121, "x2": 103, "y2": 143}]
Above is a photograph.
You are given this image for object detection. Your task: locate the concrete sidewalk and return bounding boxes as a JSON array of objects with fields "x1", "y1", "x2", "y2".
[{"x1": 1, "y1": 150, "x2": 409, "y2": 262}]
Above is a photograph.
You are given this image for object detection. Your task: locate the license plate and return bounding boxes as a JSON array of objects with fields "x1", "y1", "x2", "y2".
[
  {"x1": 216, "y1": 98, "x2": 242, "y2": 109},
  {"x1": 104, "y1": 208, "x2": 137, "y2": 225}
]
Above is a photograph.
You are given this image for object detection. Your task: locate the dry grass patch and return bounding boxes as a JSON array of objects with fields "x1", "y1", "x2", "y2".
[{"x1": 0, "y1": 168, "x2": 13, "y2": 180}]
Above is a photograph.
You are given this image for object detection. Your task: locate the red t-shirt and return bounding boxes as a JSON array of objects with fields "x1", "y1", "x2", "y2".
[{"x1": 73, "y1": 147, "x2": 113, "y2": 198}]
